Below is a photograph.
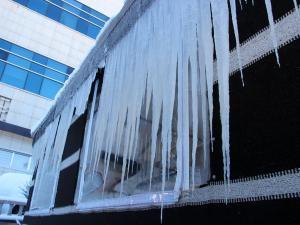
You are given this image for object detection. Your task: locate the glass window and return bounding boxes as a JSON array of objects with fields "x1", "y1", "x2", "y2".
[
  {"x1": 30, "y1": 62, "x2": 46, "y2": 74},
  {"x1": 79, "y1": 10, "x2": 92, "y2": 22},
  {"x1": 46, "y1": 4, "x2": 62, "y2": 22},
  {"x1": 0, "y1": 50, "x2": 8, "y2": 60},
  {"x1": 87, "y1": 24, "x2": 100, "y2": 39},
  {"x1": 48, "y1": 0, "x2": 63, "y2": 7},
  {"x1": 0, "y1": 150, "x2": 12, "y2": 168},
  {"x1": 27, "y1": 0, "x2": 48, "y2": 14},
  {"x1": 67, "y1": 67, "x2": 74, "y2": 74},
  {"x1": 13, "y1": 0, "x2": 29, "y2": 5},
  {"x1": 76, "y1": 19, "x2": 89, "y2": 34},
  {"x1": 0, "y1": 61, "x2": 5, "y2": 79},
  {"x1": 88, "y1": 15, "x2": 105, "y2": 27},
  {"x1": 81, "y1": 5, "x2": 91, "y2": 14},
  {"x1": 11, "y1": 154, "x2": 30, "y2": 171},
  {"x1": 47, "y1": 59, "x2": 68, "y2": 73},
  {"x1": 0, "y1": 39, "x2": 12, "y2": 51},
  {"x1": 24, "y1": 72, "x2": 43, "y2": 94},
  {"x1": 44, "y1": 69, "x2": 66, "y2": 82},
  {"x1": 91, "y1": 10, "x2": 109, "y2": 21},
  {"x1": 62, "y1": 2, "x2": 80, "y2": 15},
  {"x1": 65, "y1": 0, "x2": 82, "y2": 9},
  {"x1": 40, "y1": 79, "x2": 62, "y2": 99},
  {"x1": 7, "y1": 54, "x2": 31, "y2": 69},
  {"x1": 10, "y1": 45, "x2": 33, "y2": 60},
  {"x1": 33, "y1": 53, "x2": 48, "y2": 66},
  {"x1": 1, "y1": 65, "x2": 28, "y2": 89},
  {"x1": 60, "y1": 11, "x2": 78, "y2": 29}
]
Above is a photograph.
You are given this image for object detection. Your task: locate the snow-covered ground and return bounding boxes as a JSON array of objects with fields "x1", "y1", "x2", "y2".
[
  {"x1": 0, "y1": 172, "x2": 31, "y2": 202},
  {"x1": 0, "y1": 172, "x2": 31, "y2": 215}
]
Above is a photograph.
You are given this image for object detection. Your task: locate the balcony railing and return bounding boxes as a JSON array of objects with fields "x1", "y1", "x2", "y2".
[{"x1": 0, "y1": 196, "x2": 26, "y2": 222}]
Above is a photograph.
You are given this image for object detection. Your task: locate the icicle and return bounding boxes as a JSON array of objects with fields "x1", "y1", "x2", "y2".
[
  {"x1": 239, "y1": 0, "x2": 243, "y2": 10},
  {"x1": 190, "y1": 57, "x2": 199, "y2": 191},
  {"x1": 264, "y1": 0, "x2": 280, "y2": 66},
  {"x1": 198, "y1": 27, "x2": 209, "y2": 174},
  {"x1": 229, "y1": 0, "x2": 245, "y2": 86},
  {"x1": 199, "y1": 0, "x2": 214, "y2": 151},
  {"x1": 293, "y1": 0, "x2": 299, "y2": 15},
  {"x1": 211, "y1": 0, "x2": 231, "y2": 190}
]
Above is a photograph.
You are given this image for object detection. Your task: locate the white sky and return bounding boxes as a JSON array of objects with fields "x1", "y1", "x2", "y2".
[{"x1": 78, "y1": 0, "x2": 125, "y2": 17}]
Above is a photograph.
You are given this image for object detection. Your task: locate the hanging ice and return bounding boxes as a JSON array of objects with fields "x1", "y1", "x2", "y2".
[
  {"x1": 211, "y1": 0, "x2": 231, "y2": 186},
  {"x1": 54, "y1": 0, "x2": 281, "y2": 210},
  {"x1": 265, "y1": 0, "x2": 280, "y2": 66},
  {"x1": 229, "y1": 0, "x2": 245, "y2": 86},
  {"x1": 293, "y1": 0, "x2": 299, "y2": 15},
  {"x1": 199, "y1": 0, "x2": 215, "y2": 152}
]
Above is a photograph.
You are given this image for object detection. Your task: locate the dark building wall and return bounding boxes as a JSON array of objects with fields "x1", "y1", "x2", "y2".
[
  {"x1": 25, "y1": 198, "x2": 300, "y2": 225},
  {"x1": 211, "y1": 34, "x2": 300, "y2": 181}
]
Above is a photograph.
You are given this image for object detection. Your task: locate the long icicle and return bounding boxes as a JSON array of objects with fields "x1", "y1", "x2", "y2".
[
  {"x1": 229, "y1": 0, "x2": 245, "y2": 86},
  {"x1": 211, "y1": 0, "x2": 231, "y2": 193},
  {"x1": 293, "y1": 0, "x2": 299, "y2": 15},
  {"x1": 264, "y1": 0, "x2": 280, "y2": 66},
  {"x1": 199, "y1": 0, "x2": 215, "y2": 152}
]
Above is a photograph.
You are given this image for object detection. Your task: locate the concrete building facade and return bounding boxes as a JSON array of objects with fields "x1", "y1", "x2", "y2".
[{"x1": 0, "y1": 0, "x2": 112, "y2": 176}]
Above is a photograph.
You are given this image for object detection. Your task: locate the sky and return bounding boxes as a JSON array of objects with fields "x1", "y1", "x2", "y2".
[{"x1": 78, "y1": 0, "x2": 125, "y2": 17}]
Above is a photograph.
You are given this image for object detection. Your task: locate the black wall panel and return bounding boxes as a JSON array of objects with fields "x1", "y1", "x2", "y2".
[
  {"x1": 211, "y1": 37, "x2": 300, "y2": 180},
  {"x1": 54, "y1": 161, "x2": 80, "y2": 208},
  {"x1": 228, "y1": 0, "x2": 298, "y2": 50},
  {"x1": 25, "y1": 198, "x2": 300, "y2": 225},
  {"x1": 61, "y1": 113, "x2": 87, "y2": 161}
]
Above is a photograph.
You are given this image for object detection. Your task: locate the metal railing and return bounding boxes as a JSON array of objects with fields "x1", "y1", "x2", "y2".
[{"x1": 0, "y1": 197, "x2": 26, "y2": 222}]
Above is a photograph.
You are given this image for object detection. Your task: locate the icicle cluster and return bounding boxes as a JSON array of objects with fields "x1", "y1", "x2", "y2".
[
  {"x1": 28, "y1": 0, "x2": 290, "y2": 218},
  {"x1": 89, "y1": 0, "x2": 281, "y2": 198},
  {"x1": 30, "y1": 74, "x2": 95, "y2": 209}
]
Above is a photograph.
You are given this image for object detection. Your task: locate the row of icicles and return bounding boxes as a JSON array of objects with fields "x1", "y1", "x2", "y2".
[{"x1": 87, "y1": 0, "x2": 298, "y2": 221}]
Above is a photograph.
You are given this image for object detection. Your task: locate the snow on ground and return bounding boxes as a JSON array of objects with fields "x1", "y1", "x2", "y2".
[{"x1": 0, "y1": 172, "x2": 31, "y2": 203}]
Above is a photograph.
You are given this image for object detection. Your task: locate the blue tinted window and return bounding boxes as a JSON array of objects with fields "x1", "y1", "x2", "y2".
[
  {"x1": 12, "y1": 0, "x2": 109, "y2": 38},
  {"x1": 0, "y1": 50, "x2": 8, "y2": 60},
  {"x1": 87, "y1": 24, "x2": 100, "y2": 39},
  {"x1": 27, "y1": 0, "x2": 48, "y2": 14},
  {"x1": 62, "y1": 2, "x2": 80, "y2": 15},
  {"x1": 24, "y1": 72, "x2": 43, "y2": 94},
  {"x1": 76, "y1": 19, "x2": 89, "y2": 34},
  {"x1": 81, "y1": 5, "x2": 91, "y2": 14},
  {"x1": 7, "y1": 54, "x2": 31, "y2": 69},
  {"x1": 87, "y1": 15, "x2": 104, "y2": 27},
  {"x1": 14, "y1": 0, "x2": 29, "y2": 5},
  {"x1": 67, "y1": 67, "x2": 74, "y2": 74},
  {"x1": 44, "y1": 69, "x2": 66, "y2": 82},
  {"x1": 30, "y1": 62, "x2": 46, "y2": 74},
  {"x1": 65, "y1": 0, "x2": 82, "y2": 9},
  {"x1": 49, "y1": 0, "x2": 63, "y2": 7},
  {"x1": 46, "y1": 4, "x2": 61, "y2": 22},
  {"x1": 0, "y1": 61, "x2": 5, "y2": 79},
  {"x1": 0, "y1": 38, "x2": 73, "y2": 99},
  {"x1": 79, "y1": 10, "x2": 92, "y2": 22},
  {"x1": 0, "y1": 39, "x2": 12, "y2": 51},
  {"x1": 10, "y1": 45, "x2": 33, "y2": 59},
  {"x1": 60, "y1": 11, "x2": 78, "y2": 29},
  {"x1": 47, "y1": 60, "x2": 68, "y2": 73},
  {"x1": 1, "y1": 65, "x2": 28, "y2": 88},
  {"x1": 40, "y1": 79, "x2": 62, "y2": 99},
  {"x1": 91, "y1": 10, "x2": 109, "y2": 21},
  {"x1": 33, "y1": 54, "x2": 48, "y2": 65}
]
